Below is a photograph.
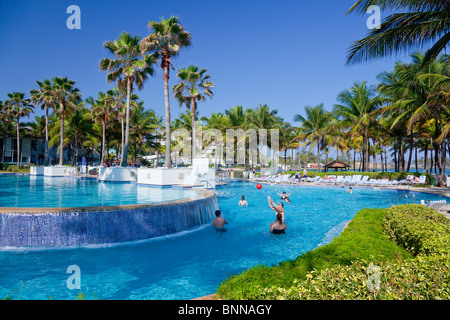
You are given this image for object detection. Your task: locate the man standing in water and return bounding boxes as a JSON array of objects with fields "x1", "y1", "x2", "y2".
[
  {"x1": 212, "y1": 210, "x2": 228, "y2": 231},
  {"x1": 267, "y1": 196, "x2": 285, "y2": 221}
]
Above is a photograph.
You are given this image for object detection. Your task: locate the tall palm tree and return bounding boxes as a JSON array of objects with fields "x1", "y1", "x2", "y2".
[
  {"x1": 87, "y1": 92, "x2": 115, "y2": 165},
  {"x1": 99, "y1": 31, "x2": 157, "y2": 167},
  {"x1": 140, "y1": 16, "x2": 192, "y2": 168},
  {"x1": 346, "y1": 0, "x2": 450, "y2": 66},
  {"x1": 225, "y1": 105, "x2": 245, "y2": 129},
  {"x1": 173, "y1": 65, "x2": 214, "y2": 159},
  {"x1": 5, "y1": 92, "x2": 34, "y2": 168},
  {"x1": 294, "y1": 103, "x2": 334, "y2": 173},
  {"x1": 244, "y1": 104, "x2": 281, "y2": 169},
  {"x1": 30, "y1": 79, "x2": 55, "y2": 166},
  {"x1": 50, "y1": 77, "x2": 81, "y2": 166},
  {"x1": 279, "y1": 123, "x2": 302, "y2": 171},
  {"x1": 0, "y1": 101, "x2": 15, "y2": 163},
  {"x1": 333, "y1": 82, "x2": 383, "y2": 171}
]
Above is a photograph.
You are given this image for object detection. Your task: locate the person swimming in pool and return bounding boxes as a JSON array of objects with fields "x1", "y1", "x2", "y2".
[
  {"x1": 212, "y1": 210, "x2": 228, "y2": 231},
  {"x1": 268, "y1": 196, "x2": 285, "y2": 221},
  {"x1": 275, "y1": 189, "x2": 292, "y2": 202},
  {"x1": 270, "y1": 213, "x2": 287, "y2": 234},
  {"x1": 239, "y1": 195, "x2": 248, "y2": 206}
]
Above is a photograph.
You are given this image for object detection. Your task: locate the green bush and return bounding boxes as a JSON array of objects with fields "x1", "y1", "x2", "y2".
[
  {"x1": 251, "y1": 255, "x2": 450, "y2": 300},
  {"x1": 383, "y1": 204, "x2": 450, "y2": 256},
  {"x1": 217, "y1": 208, "x2": 412, "y2": 299},
  {"x1": 217, "y1": 205, "x2": 450, "y2": 300}
]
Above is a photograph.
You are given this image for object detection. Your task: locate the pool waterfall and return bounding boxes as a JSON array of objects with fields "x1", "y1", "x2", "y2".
[{"x1": 0, "y1": 190, "x2": 218, "y2": 247}]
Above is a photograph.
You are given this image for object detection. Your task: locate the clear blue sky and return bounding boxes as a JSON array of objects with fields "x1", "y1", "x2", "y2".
[{"x1": 0, "y1": 0, "x2": 409, "y2": 125}]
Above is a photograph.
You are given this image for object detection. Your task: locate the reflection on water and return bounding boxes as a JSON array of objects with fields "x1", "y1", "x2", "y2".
[{"x1": 0, "y1": 175, "x2": 197, "y2": 208}]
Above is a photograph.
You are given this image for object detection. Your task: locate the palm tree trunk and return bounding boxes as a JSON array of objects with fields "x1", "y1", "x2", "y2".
[
  {"x1": 101, "y1": 120, "x2": 106, "y2": 165},
  {"x1": 424, "y1": 143, "x2": 428, "y2": 173},
  {"x1": 59, "y1": 104, "x2": 65, "y2": 166},
  {"x1": 191, "y1": 96, "x2": 196, "y2": 160},
  {"x1": 44, "y1": 104, "x2": 49, "y2": 166},
  {"x1": 16, "y1": 116, "x2": 20, "y2": 168},
  {"x1": 317, "y1": 143, "x2": 320, "y2": 173},
  {"x1": 121, "y1": 117, "x2": 124, "y2": 162},
  {"x1": 121, "y1": 78, "x2": 131, "y2": 167},
  {"x1": 394, "y1": 143, "x2": 398, "y2": 172},
  {"x1": 163, "y1": 66, "x2": 172, "y2": 168}
]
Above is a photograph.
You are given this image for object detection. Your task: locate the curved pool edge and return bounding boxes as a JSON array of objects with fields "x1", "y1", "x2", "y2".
[{"x1": 0, "y1": 188, "x2": 219, "y2": 247}]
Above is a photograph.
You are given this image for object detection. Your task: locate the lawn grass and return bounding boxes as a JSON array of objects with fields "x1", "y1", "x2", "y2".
[{"x1": 217, "y1": 208, "x2": 413, "y2": 299}]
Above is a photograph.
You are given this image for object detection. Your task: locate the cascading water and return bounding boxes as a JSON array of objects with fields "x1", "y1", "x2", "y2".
[{"x1": 0, "y1": 194, "x2": 218, "y2": 247}]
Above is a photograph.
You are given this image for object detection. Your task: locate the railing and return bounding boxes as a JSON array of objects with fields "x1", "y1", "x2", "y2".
[
  {"x1": 201, "y1": 179, "x2": 216, "y2": 189},
  {"x1": 390, "y1": 193, "x2": 416, "y2": 207}
]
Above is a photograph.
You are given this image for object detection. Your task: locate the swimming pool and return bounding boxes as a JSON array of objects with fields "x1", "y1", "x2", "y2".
[
  {"x1": 0, "y1": 180, "x2": 447, "y2": 299},
  {"x1": 0, "y1": 175, "x2": 198, "y2": 207}
]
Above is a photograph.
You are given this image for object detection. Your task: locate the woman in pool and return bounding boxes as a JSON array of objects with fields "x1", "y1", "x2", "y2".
[
  {"x1": 270, "y1": 213, "x2": 287, "y2": 234},
  {"x1": 275, "y1": 189, "x2": 292, "y2": 202},
  {"x1": 239, "y1": 195, "x2": 248, "y2": 206}
]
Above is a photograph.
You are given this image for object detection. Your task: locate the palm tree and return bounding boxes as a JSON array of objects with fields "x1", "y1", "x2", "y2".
[
  {"x1": 29, "y1": 115, "x2": 47, "y2": 164},
  {"x1": 5, "y1": 92, "x2": 34, "y2": 168},
  {"x1": 130, "y1": 101, "x2": 163, "y2": 163},
  {"x1": 225, "y1": 105, "x2": 245, "y2": 129},
  {"x1": 279, "y1": 123, "x2": 302, "y2": 171},
  {"x1": 173, "y1": 65, "x2": 214, "y2": 159},
  {"x1": 346, "y1": 0, "x2": 450, "y2": 66},
  {"x1": 0, "y1": 101, "x2": 15, "y2": 163},
  {"x1": 140, "y1": 16, "x2": 192, "y2": 168},
  {"x1": 333, "y1": 82, "x2": 383, "y2": 172},
  {"x1": 87, "y1": 92, "x2": 115, "y2": 165},
  {"x1": 50, "y1": 77, "x2": 81, "y2": 166},
  {"x1": 294, "y1": 103, "x2": 334, "y2": 173},
  {"x1": 30, "y1": 79, "x2": 55, "y2": 166},
  {"x1": 99, "y1": 31, "x2": 157, "y2": 167}
]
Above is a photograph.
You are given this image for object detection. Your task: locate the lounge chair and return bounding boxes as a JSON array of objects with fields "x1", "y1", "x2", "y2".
[
  {"x1": 399, "y1": 175, "x2": 415, "y2": 185},
  {"x1": 357, "y1": 176, "x2": 369, "y2": 185},
  {"x1": 375, "y1": 179, "x2": 390, "y2": 186},
  {"x1": 411, "y1": 175, "x2": 427, "y2": 185},
  {"x1": 306, "y1": 176, "x2": 320, "y2": 182},
  {"x1": 341, "y1": 176, "x2": 353, "y2": 184},
  {"x1": 350, "y1": 175, "x2": 362, "y2": 185},
  {"x1": 426, "y1": 200, "x2": 447, "y2": 213},
  {"x1": 334, "y1": 176, "x2": 345, "y2": 184},
  {"x1": 324, "y1": 175, "x2": 336, "y2": 184}
]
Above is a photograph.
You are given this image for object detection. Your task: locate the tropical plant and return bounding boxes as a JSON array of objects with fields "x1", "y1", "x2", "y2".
[
  {"x1": 50, "y1": 77, "x2": 81, "y2": 166},
  {"x1": 99, "y1": 31, "x2": 157, "y2": 167},
  {"x1": 140, "y1": 16, "x2": 192, "y2": 168},
  {"x1": 30, "y1": 79, "x2": 55, "y2": 165},
  {"x1": 333, "y1": 82, "x2": 383, "y2": 171},
  {"x1": 294, "y1": 103, "x2": 335, "y2": 173},
  {"x1": 346, "y1": 0, "x2": 450, "y2": 66},
  {"x1": 4, "y1": 92, "x2": 34, "y2": 168},
  {"x1": 173, "y1": 65, "x2": 214, "y2": 159}
]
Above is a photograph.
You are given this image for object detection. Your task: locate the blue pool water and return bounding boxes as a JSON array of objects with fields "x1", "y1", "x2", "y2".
[
  {"x1": 0, "y1": 179, "x2": 448, "y2": 299},
  {"x1": 0, "y1": 175, "x2": 198, "y2": 207}
]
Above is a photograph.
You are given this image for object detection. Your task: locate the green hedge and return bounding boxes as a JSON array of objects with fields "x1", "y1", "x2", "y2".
[
  {"x1": 0, "y1": 163, "x2": 30, "y2": 173},
  {"x1": 383, "y1": 204, "x2": 450, "y2": 256},
  {"x1": 217, "y1": 205, "x2": 450, "y2": 300},
  {"x1": 217, "y1": 208, "x2": 412, "y2": 299}
]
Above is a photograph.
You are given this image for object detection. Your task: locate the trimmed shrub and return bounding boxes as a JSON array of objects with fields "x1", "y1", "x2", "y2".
[{"x1": 218, "y1": 205, "x2": 450, "y2": 300}]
